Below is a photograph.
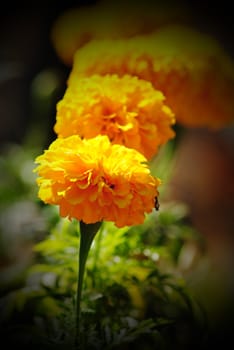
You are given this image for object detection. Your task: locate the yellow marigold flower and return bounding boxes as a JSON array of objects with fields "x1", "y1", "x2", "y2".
[
  {"x1": 68, "y1": 25, "x2": 234, "y2": 129},
  {"x1": 51, "y1": 0, "x2": 190, "y2": 66},
  {"x1": 34, "y1": 135, "x2": 160, "y2": 228},
  {"x1": 54, "y1": 74, "x2": 175, "y2": 160}
]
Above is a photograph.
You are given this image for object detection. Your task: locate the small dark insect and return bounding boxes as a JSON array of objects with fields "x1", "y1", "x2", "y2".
[{"x1": 154, "y1": 196, "x2": 160, "y2": 211}]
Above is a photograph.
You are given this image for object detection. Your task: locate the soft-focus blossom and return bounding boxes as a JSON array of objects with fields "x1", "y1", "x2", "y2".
[
  {"x1": 68, "y1": 25, "x2": 234, "y2": 129},
  {"x1": 54, "y1": 74, "x2": 175, "y2": 160},
  {"x1": 51, "y1": 0, "x2": 190, "y2": 66},
  {"x1": 34, "y1": 135, "x2": 160, "y2": 228}
]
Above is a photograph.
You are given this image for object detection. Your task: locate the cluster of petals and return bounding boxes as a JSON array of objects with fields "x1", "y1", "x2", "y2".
[
  {"x1": 54, "y1": 74, "x2": 175, "y2": 160},
  {"x1": 34, "y1": 135, "x2": 160, "y2": 228},
  {"x1": 68, "y1": 25, "x2": 234, "y2": 129},
  {"x1": 35, "y1": 3, "x2": 234, "y2": 228}
]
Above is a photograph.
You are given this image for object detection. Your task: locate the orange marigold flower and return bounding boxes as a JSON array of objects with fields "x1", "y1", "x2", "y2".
[
  {"x1": 51, "y1": 0, "x2": 190, "y2": 66},
  {"x1": 34, "y1": 135, "x2": 160, "y2": 228},
  {"x1": 68, "y1": 25, "x2": 234, "y2": 129},
  {"x1": 54, "y1": 74, "x2": 175, "y2": 160}
]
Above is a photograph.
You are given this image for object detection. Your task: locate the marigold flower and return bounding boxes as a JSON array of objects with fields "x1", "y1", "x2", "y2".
[
  {"x1": 34, "y1": 135, "x2": 160, "y2": 228},
  {"x1": 68, "y1": 25, "x2": 234, "y2": 129},
  {"x1": 51, "y1": 0, "x2": 190, "y2": 66},
  {"x1": 54, "y1": 74, "x2": 175, "y2": 160}
]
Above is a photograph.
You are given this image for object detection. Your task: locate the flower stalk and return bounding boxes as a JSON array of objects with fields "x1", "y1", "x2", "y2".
[{"x1": 75, "y1": 220, "x2": 102, "y2": 348}]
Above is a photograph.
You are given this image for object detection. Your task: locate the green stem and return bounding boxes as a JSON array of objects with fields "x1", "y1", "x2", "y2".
[{"x1": 75, "y1": 220, "x2": 102, "y2": 349}]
